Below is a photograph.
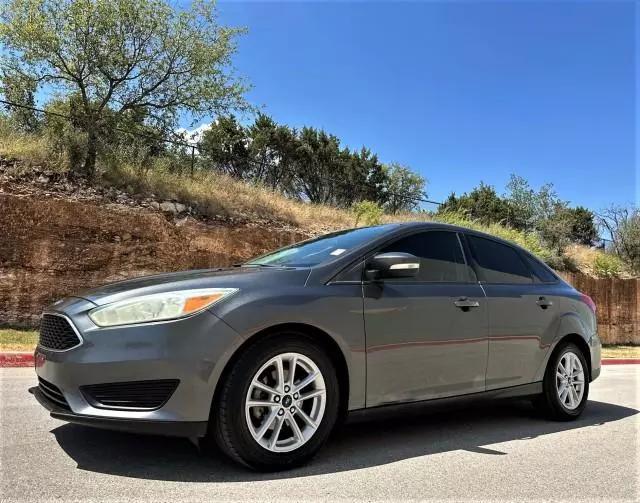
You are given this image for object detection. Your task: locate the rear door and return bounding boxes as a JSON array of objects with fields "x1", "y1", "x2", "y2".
[
  {"x1": 364, "y1": 230, "x2": 489, "y2": 407},
  {"x1": 464, "y1": 234, "x2": 557, "y2": 389}
]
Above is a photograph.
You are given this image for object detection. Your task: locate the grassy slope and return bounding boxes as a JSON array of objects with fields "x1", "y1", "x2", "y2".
[{"x1": 0, "y1": 129, "x2": 625, "y2": 275}]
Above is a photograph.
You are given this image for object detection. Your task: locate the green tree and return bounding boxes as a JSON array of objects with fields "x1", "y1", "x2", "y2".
[
  {"x1": 0, "y1": 71, "x2": 39, "y2": 131},
  {"x1": 598, "y1": 206, "x2": 640, "y2": 272},
  {"x1": 1, "y1": 0, "x2": 249, "y2": 176},
  {"x1": 246, "y1": 114, "x2": 297, "y2": 192},
  {"x1": 382, "y1": 163, "x2": 426, "y2": 214},
  {"x1": 438, "y1": 183, "x2": 511, "y2": 225},
  {"x1": 505, "y1": 174, "x2": 565, "y2": 231},
  {"x1": 199, "y1": 115, "x2": 251, "y2": 179},
  {"x1": 292, "y1": 127, "x2": 344, "y2": 205},
  {"x1": 565, "y1": 206, "x2": 597, "y2": 245}
]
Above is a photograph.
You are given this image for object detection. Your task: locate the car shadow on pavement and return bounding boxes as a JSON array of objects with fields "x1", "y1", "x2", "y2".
[{"x1": 51, "y1": 399, "x2": 637, "y2": 482}]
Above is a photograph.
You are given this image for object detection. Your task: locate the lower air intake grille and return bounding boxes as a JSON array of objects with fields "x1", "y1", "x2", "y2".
[
  {"x1": 38, "y1": 377, "x2": 70, "y2": 410},
  {"x1": 39, "y1": 314, "x2": 81, "y2": 351},
  {"x1": 80, "y1": 380, "x2": 179, "y2": 410}
]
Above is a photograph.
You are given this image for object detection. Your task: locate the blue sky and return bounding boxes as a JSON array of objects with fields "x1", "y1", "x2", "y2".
[{"x1": 186, "y1": 0, "x2": 637, "y2": 211}]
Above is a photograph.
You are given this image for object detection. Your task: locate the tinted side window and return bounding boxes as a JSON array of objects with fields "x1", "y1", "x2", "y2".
[
  {"x1": 380, "y1": 231, "x2": 472, "y2": 282},
  {"x1": 523, "y1": 254, "x2": 557, "y2": 283},
  {"x1": 467, "y1": 236, "x2": 532, "y2": 284}
]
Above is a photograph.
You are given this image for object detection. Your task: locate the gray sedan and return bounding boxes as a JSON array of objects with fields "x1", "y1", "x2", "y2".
[{"x1": 31, "y1": 222, "x2": 601, "y2": 470}]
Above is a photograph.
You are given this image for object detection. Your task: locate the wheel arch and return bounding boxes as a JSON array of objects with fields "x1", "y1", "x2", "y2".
[
  {"x1": 209, "y1": 322, "x2": 350, "y2": 426},
  {"x1": 540, "y1": 332, "x2": 592, "y2": 382}
]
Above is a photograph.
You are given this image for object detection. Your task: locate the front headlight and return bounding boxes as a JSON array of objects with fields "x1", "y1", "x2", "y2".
[{"x1": 88, "y1": 288, "x2": 238, "y2": 327}]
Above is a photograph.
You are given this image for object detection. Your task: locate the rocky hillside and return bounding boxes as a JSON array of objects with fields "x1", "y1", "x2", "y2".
[{"x1": 0, "y1": 162, "x2": 307, "y2": 326}]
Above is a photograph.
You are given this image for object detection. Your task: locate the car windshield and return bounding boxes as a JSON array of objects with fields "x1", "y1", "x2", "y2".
[{"x1": 245, "y1": 225, "x2": 397, "y2": 268}]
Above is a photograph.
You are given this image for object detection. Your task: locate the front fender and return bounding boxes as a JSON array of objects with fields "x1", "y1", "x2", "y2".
[{"x1": 209, "y1": 284, "x2": 366, "y2": 410}]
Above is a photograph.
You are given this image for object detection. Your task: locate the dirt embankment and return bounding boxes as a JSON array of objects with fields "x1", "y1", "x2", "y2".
[{"x1": 0, "y1": 192, "x2": 306, "y2": 327}]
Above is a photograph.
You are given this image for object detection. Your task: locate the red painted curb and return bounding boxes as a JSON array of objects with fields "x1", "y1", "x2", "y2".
[
  {"x1": 601, "y1": 358, "x2": 640, "y2": 365},
  {"x1": 0, "y1": 353, "x2": 638, "y2": 368},
  {"x1": 0, "y1": 352, "x2": 34, "y2": 367}
]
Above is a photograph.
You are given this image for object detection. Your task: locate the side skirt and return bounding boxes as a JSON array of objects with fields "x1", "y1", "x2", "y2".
[{"x1": 347, "y1": 382, "x2": 542, "y2": 423}]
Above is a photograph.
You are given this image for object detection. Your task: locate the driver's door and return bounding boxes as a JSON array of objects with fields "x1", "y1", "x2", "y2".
[{"x1": 364, "y1": 230, "x2": 489, "y2": 407}]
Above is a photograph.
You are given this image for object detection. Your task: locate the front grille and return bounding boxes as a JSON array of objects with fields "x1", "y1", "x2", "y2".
[
  {"x1": 39, "y1": 314, "x2": 81, "y2": 351},
  {"x1": 38, "y1": 377, "x2": 70, "y2": 410},
  {"x1": 80, "y1": 380, "x2": 179, "y2": 410}
]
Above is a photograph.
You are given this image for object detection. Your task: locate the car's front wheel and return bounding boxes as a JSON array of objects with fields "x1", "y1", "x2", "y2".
[
  {"x1": 534, "y1": 341, "x2": 590, "y2": 421},
  {"x1": 211, "y1": 332, "x2": 339, "y2": 471}
]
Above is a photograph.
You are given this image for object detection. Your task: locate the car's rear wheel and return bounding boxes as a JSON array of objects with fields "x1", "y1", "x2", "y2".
[
  {"x1": 534, "y1": 341, "x2": 589, "y2": 421},
  {"x1": 211, "y1": 332, "x2": 339, "y2": 471}
]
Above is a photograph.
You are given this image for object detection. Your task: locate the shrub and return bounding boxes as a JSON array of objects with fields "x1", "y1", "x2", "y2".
[
  {"x1": 433, "y1": 211, "x2": 557, "y2": 265},
  {"x1": 593, "y1": 253, "x2": 624, "y2": 278},
  {"x1": 353, "y1": 201, "x2": 384, "y2": 226}
]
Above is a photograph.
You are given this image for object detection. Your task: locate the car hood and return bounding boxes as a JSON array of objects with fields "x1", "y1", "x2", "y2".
[{"x1": 77, "y1": 267, "x2": 311, "y2": 306}]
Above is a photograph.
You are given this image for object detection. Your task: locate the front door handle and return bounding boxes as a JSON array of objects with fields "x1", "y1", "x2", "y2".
[
  {"x1": 537, "y1": 296, "x2": 553, "y2": 309},
  {"x1": 454, "y1": 298, "x2": 480, "y2": 311}
]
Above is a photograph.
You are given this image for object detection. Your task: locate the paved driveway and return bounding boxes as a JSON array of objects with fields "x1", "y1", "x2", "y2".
[{"x1": 1, "y1": 366, "x2": 638, "y2": 502}]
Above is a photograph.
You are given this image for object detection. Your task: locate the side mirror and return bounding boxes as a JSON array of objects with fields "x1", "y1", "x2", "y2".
[{"x1": 365, "y1": 252, "x2": 420, "y2": 280}]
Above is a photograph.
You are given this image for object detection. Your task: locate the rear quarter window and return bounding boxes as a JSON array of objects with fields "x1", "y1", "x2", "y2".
[
  {"x1": 523, "y1": 254, "x2": 558, "y2": 283},
  {"x1": 467, "y1": 235, "x2": 532, "y2": 284}
]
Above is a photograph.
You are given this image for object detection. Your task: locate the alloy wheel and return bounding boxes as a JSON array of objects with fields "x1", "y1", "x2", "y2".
[
  {"x1": 555, "y1": 350, "x2": 585, "y2": 410},
  {"x1": 244, "y1": 352, "x2": 327, "y2": 453}
]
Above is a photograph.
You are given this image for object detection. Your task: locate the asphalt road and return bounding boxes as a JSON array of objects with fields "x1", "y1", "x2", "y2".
[{"x1": 1, "y1": 366, "x2": 638, "y2": 502}]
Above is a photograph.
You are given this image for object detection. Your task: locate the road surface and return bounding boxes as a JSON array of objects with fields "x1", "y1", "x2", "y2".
[{"x1": 1, "y1": 365, "x2": 638, "y2": 502}]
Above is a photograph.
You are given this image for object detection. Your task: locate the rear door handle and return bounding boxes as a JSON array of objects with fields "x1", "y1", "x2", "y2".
[
  {"x1": 537, "y1": 296, "x2": 553, "y2": 309},
  {"x1": 454, "y1": 298, "x2": 480, "y2": 311}
]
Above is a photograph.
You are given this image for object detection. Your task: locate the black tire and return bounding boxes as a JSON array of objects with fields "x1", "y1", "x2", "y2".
[
  {"x1": 210, "y1": 331, "x2": 340, "y2": 471},
  {"x1": 533, "y1": 341, "x2": 589, "y2": 421}
]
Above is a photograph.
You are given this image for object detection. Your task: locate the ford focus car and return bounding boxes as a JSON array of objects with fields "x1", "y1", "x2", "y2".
[{"x1": 30, "y1": 222, "x2": 601, "y2": 470}]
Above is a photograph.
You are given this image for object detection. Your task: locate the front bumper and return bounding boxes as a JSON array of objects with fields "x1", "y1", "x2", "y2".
[
  {"x1": 32, "y1": 297, "x2": 244, "y2": 437},
  {"x1": 29, "y1": 385, "x2": 207, "y2": 437}
]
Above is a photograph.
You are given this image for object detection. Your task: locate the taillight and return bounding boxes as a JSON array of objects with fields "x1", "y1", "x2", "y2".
[{"x1": 580, "y1": 293, "x2": 596, "y2": 314}]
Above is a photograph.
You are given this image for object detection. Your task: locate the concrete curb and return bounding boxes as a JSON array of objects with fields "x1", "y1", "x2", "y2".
[
  {"x1": 1, "y1": 352, "x2": 639, "y2": 368},
  {"x1": 601, "y1": 358, "x2": 640, "y2": 365},
  {"x1": 0, "y1": 352, "x2": 34, "y2": 367}
]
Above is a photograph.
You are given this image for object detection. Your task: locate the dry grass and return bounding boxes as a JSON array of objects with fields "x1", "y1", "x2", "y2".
[
  {"x1": 564, "y1": 244, "x2": 630, "y2": 278},
  {"x1": 601, "y1": 345, "x2": 640, "y2": 359},
  {"x1": 0, "y1": 129, "x2": 67, "y2": 171},
  {"x1": 0, "y1": 328, "x2": 38, "y2": 352},
  {"x1": 109, "y1": 163, "x2": 356, "y2": 233}
]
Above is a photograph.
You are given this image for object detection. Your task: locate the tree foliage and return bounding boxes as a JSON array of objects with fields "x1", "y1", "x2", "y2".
[
  {"x1": 198, "y1": 114, "x2": 427, "y2": 209},
  {"x1": 598, "y1": 206, "x2": 640, "y2": 272},
  {"x1": 438, "y1": 175, "x2": 598, "y2": 251},
  {"x1": 439, "y1": 183, "x2": 511, "y2": 225},
  {"x1": 353, "y1": 200, "x2": 383, "y2": 226},
  {"x1": 0, "y1": 71, "x2": 39, "y2": 131},
  {"x1": 0, "y1": 0, "x2": 249, "y2": 176},
  {"x1": 382, "y1": 163, "x2": 426, "y2": 214}
]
